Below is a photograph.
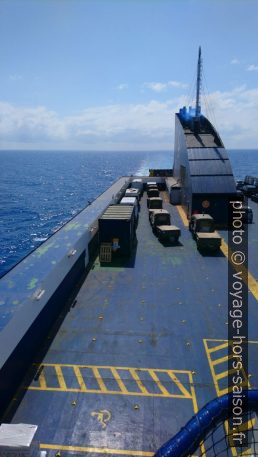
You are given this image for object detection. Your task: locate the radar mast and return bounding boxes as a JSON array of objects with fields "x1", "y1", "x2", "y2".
[{"x1": 195, "y1": 46, "x2": 202, "y2": 118}]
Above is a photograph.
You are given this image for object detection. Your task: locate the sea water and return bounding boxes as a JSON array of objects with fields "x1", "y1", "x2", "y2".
[{"x1": 0, "y1": 149, "x2": 257, "y2": 277}]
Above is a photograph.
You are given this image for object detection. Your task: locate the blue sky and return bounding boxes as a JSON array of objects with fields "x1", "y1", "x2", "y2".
[{"x1": 0, "y1": 0, "x2": 258, "y2": 150}]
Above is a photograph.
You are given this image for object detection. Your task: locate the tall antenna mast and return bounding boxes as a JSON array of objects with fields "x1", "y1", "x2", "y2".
[{"x1": 195, "y1": 46, "x2": 202, "y2": 118}]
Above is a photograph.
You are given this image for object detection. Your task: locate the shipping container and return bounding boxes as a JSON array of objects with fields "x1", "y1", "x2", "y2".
[
  {"x1": 120, "y1": 197, "x2": 139, "y2": 223},
  {"x1": 131, "y1": 179, "x2": 143, "y2": 195},
  {"x1": 99, "y1": 205, "x2": 135, "y2": 256}
]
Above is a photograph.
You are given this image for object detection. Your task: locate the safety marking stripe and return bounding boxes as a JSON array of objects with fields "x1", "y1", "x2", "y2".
[
  {"x1": 92, "y1": 366, "x2": 108, "y2": 393},
  {"x1": 110, "y1": 367, "x2": 128, "y2": 394},
  {"x1": 55, "y1": 365, "x2": 67, "y2": 390},
  {"x1": 129, "y1": 368, "x2": 149, "y2": 395},
  {"x1": 176, "y1": 205, "x2": 188, "y2": 227},
  {"x1": 203, "y1": 339, "x2": 250, "y2": 397},
  {"x1": 188, "y1": 371, "x2": 206, "y2": 456},
  {"x1": 148, "y1": 369, "x2": 170, "y2": 396},
  {"x1": 38, "y1": 371, "x2": 47, "y2": 389},
  {"x1": 220, "y1": 239, "x2": 258, "y2": 300},
  {"x1": 40, "y1": 443, "x2": 154, "y2": 456},
  {"x1": 28, "y1": 363, "x2": 193, "y2": 400},
  {"x1": 73, "y1": 366, "x2": 87, "y2": 391},
  {"x1": 167, "y1": 371, "x2": 192, "y2": 399},
  {"x1": 212, "y1": 354, "x2": 233, "y2": 366},
  {"x1": 40, "y1": 443, "x2": 199, "y2": 457},
  {"x1": 207, "y1": 342, "x2": 229, "y2": 354},
  {"x1": 204, "y1": 339, "x2": 255, "y2": 457}
]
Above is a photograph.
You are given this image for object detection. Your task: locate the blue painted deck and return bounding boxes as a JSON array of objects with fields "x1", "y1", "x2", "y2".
[{"x1": 4, "y1": 192, "x2": 258, "y2": 457}]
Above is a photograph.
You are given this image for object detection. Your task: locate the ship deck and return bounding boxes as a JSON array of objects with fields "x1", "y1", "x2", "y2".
[{"x1": 4, "y1": 192, "x2": 258, "y2": 457}]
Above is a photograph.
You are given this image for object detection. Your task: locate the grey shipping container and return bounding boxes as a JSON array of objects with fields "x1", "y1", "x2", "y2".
[
  {"x1": 99, "y1": 205, "x2": 135, "y2": 256},
  {"x1": 170, "y1": 186, "x2": 181, "y2": 205}
]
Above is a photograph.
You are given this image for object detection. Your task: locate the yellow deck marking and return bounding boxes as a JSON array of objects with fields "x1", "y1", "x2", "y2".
[
  {"x1": 220, "y1": 239, "x2": 258, "y2": 300},
  {"x1": 167, "y1": 370, "x2": 192, "y2": 398},
  {"x1": 91, "y1": 409, "x2": 111, "y2": 429},
  {"x1": 176, "y1": 205, "x2": 188, "y2": 227},
  {"x1": 29, "y1": 363, "x2": 195, "y2": 401},
  {"x1": 91, "y1": 367, "x2": 108, "y2": 393},
  {"x1": 37, "y1": 365, "x2": 201, "y2": 457},
  {"x1": 148, "y1": 369, "x2": 170, "y2": 396},
  {"x1": 55, "y1": 365, "x2": 67, "y2": 390},
  {"x1": 73, "y1": 366, "x2": 87, "y2": 392},
  {"x1": 186, "y1": 372, "x2": 206, "y2": 457},
  {"x1": 212, "y1": 354, "x2": 232, "y2": 366},
  {"x1": 38, "y1": 371, "x2": 47, "y2": 389},
  {"x1": 207, "y1": 342, "x2": 229, "y2": 353},
  {"x1": 204, "y1": 339, "x2": 251, "y2": 397},
  {"x1": 205, "y1": 339, "x2": 255, "y2": 457},
  {"x1": 110, "y1": 367, "x2": 128, "y2": 394},
  {"x1": 129, "y1": 368, "x2": 149, "y2": 395},
  {"x1": 40, "y1": 443, "x2": 154, "y2": 456},
  {"x1": 40, "y1": 445, "x2": 198, "y2": 457}
]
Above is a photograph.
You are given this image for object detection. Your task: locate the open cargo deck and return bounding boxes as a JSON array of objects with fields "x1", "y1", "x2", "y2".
[{"x1": 2, "y1": 191, "x2": 258, "y2": 457}]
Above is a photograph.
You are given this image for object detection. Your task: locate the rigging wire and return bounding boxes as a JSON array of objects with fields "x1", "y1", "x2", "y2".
[
  {"x1": 185, "y1": 71, "x2": 196, "y2": 109},
  {"x1": 202, "y1": 68, "x2": 220, "y2": 134}
]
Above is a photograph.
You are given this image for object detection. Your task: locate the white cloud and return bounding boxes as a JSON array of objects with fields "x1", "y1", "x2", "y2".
[
  {"x1": 246, "y1": 64, "x2": 258, "y2": 72},
  {"x1": 230, "y1": 59, "x2": 240, "y2": 65},
  {"x1": 116, "y1": 83, "x2": 128, "y2": 90},
  {"x1": 143, "y1": 80, "x2": 187, "y2": 92},
  {"x1": 9, "y1": 74, "x2": 22, "y2": 81},
  {"x1": 0, "y1": 85, "x2": 258, "y2": 150}
]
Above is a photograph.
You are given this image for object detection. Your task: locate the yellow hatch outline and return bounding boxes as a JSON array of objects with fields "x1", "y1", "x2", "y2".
[
  {"x1": 29, "y1": 363, "x2": 195, "y2": 401},
  {"x1": 204, "y1": 338, "x2": 257, "y2": 457},
  {"x1": 203, "y1": 338, "x2": 251, "y2": 397},
  {"x1": 33, "y1": 363, "x2": 201, "y2": 457}
]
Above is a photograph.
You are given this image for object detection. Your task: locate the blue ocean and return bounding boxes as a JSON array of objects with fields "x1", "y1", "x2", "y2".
[{"x1": 0, "y1": 149, "x2": 257, "y2": 277}]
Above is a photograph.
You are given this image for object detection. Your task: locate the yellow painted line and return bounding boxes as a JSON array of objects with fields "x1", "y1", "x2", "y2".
[
  {"x1": 176, "y1": 205, "x2": 188, "y2": 227},
  {"x1": 129, "y1": 368, "x2": 149, "y2": 395},
  {"x1": 55, "y1": 365, "x2": 67, "y2": 390},
  {"x1": 29, "y1": 386, "x2": 189, "y2": 398},
  {"x1": 33, "y1": 363, "x2": 192, "y2": 373},
  {"x1": 188, "y1": 372, "x2": 198, "y2": 414},
  {"x1": 188, "y1": 372, "x2": 206, "y2": 457},
  {"x1": 205, "y1": 338, "x2": 254, "y2": 457},
  {"x1": 203, "y1": 339, "x2": 221, "y2": 395},
  {"x1": 167, "y1": 371, "x2": 192, "y2": 398},
  {"x1": 220, "y1": 238, "x2": 258, "y2": 300},
  {"x1": 212, "y1": 354, "x2": 232, "y2": 366},
  {"x1": 38, "y1": 371, "x2": 47, "y2": 389},
  {"x1": 204, "y1": 339, "x2": 251, "y2": 396},
  {"x1": 73, "y1": 366, "x2": 87, "y2": 392},
  {"x1": 207, "y1": 342, "x2": 228, "y2": 354},
  {"x1": 110, "y1": 367, "x2": 128, "y2": 394},
  {"x1": 40, "y1": 443, "x2": 154, "y2": 456},
  {"x1": 216, "y1": 368, "x2": 238, "y2": 381},
  {"x1": 205, "y1": 338, "x2": 258, "y2": 345},
  {"x1": 148, "y1": 369, "x2": 170, "y2": 396},
  {"x1": 91, "y1": 367, "x2": 108, "y2": 393}
]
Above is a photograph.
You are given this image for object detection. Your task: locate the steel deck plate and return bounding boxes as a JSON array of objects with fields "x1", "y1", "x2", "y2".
[{"x1": 5, "y1": 192, "x2": 258, "y2": 457}]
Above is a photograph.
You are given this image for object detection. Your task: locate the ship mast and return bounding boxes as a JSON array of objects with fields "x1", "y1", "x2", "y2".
[{"x1": 195, "y1": 46, "x2": 202, "y2": 118}]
